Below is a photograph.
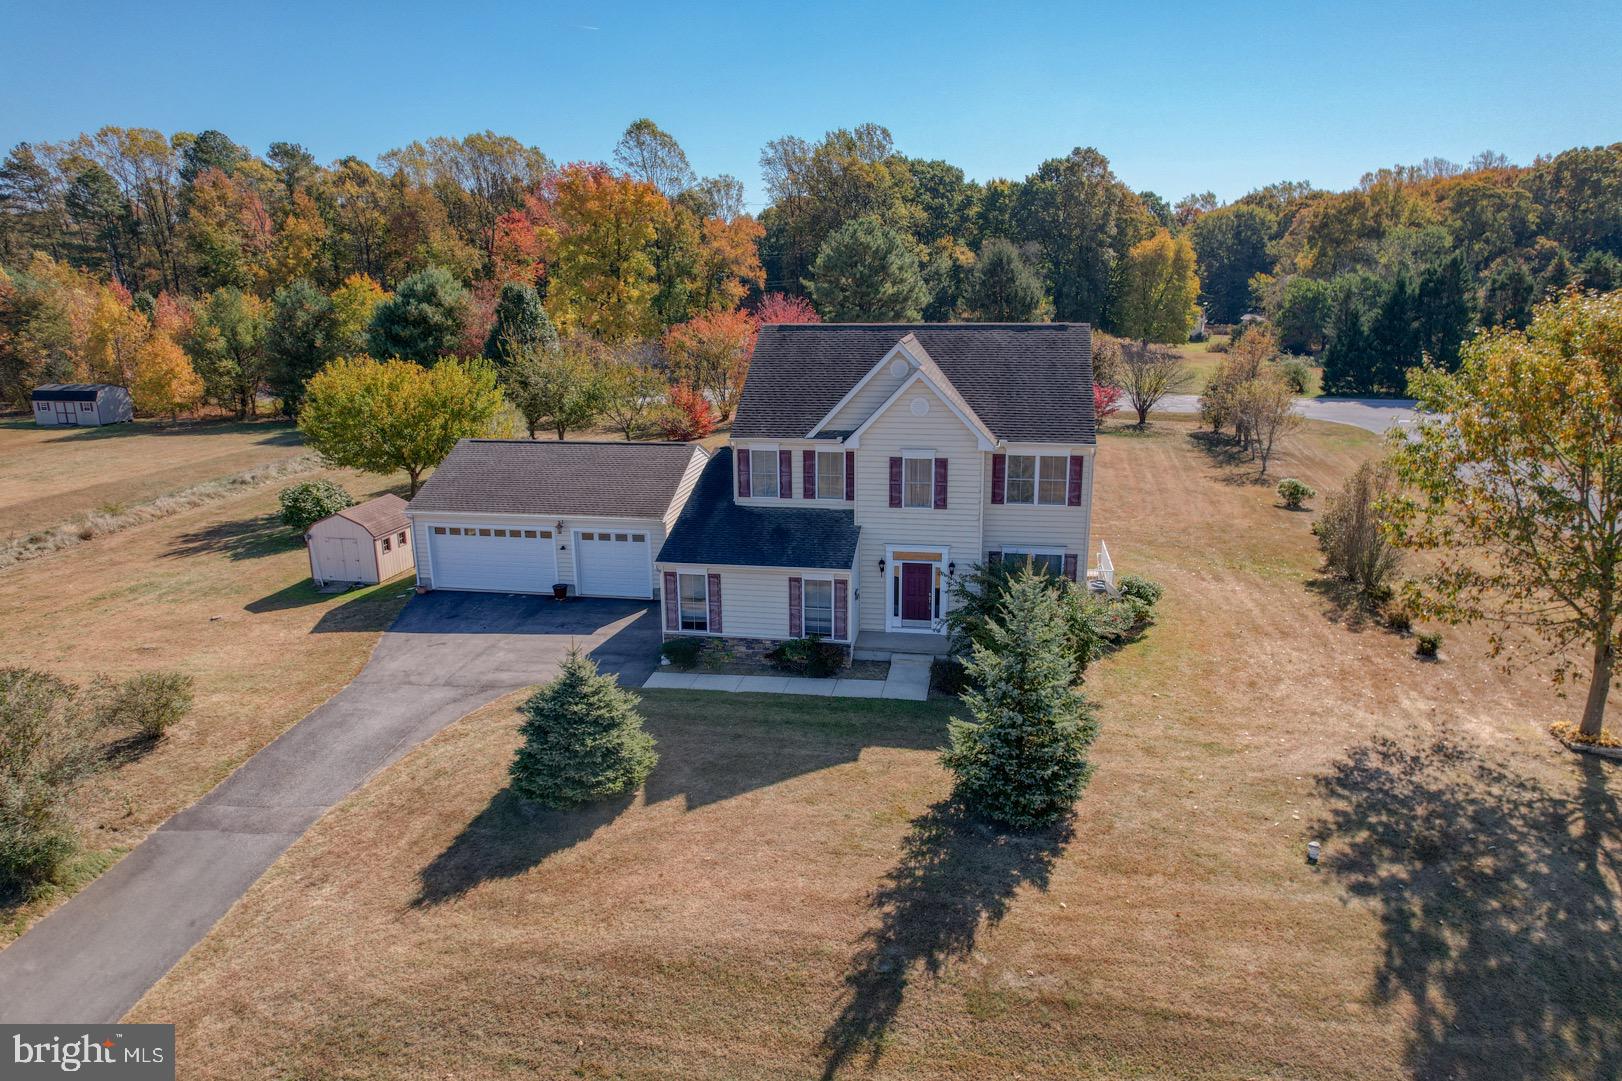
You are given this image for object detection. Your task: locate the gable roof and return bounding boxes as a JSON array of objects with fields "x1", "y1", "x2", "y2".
[
  {"x1": 32, "y1": 383, "x2": 121, "y2": 402},
  {"x1": 408, "y1": 440, "x2": 705, "y2": 519},
  {"x1": 330, "y1": 494, "x2": 409, "y2": 539},
  {"x1": 656, "y1": 449, "x2": 860, "y2": 571},
  {"x1": 733, "y1": 323, "x2": 1096, "y2": 444}
]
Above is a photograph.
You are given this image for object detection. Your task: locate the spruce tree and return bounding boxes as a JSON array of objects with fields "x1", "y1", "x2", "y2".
[
  {"x1": 483, "y1": 282, "x2": 558, "y2": 366},
  {"x1": 1321, "y1": 290, "x2": 1371, "y2": 394},
  {"x1": 366, "y1": 265, "x2": 468, "y2": 365},
  {"x1": 1415, "y1": 254, "x2": 1474, "y2": 371},
  {"x1": 1367, "y1": 267, "x2": 1418, "y2": 393},
  {"x1": 941, "y1": 572, "x2": 1099, "y2": 828},
  {"x1": 509, "y1": 649, "x2": 657, "y2": 809}
]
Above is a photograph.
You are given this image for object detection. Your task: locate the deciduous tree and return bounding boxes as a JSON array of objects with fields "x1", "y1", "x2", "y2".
[
  {"x1": 663, "y1": 308, "x2": 756, "y2": 421},
  {"x1": 501, "y1": 334, "x2": 604, "y2": 440},
  {"x1": 1117, "y1": 338, "x2": 1193, "y2": 427},
  {"x1": 1113, "y1": 230, "x2": 1201, "y2": 344},
  {"x1": 546, "y1": 164, "x2": 666, "y2": 342},
  {"x1": 131, "y1": 333, "x2": 202, "y2": 420}
]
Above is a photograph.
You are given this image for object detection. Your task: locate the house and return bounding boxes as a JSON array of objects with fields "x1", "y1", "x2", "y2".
[
  {"x1": 31, "y1": 384, "x2": 133, "y2": 427},
  {"x1": 306, "y1": 494, "x2": 414, "y2": 587},
  {"x1": 655, "y1": 323, "x2": 1096, "y2": 658},
  {"x1": 405, "y1": 441, "x2": 709, "y2": 598}
]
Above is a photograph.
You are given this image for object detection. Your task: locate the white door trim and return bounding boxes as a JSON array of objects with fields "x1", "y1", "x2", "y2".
[
  {"x1": 571, "y1": 528, "x2": 655, "y2": 599},
  {"x1": 882, "y1": 543, "x2": 949, "y2": 633}
]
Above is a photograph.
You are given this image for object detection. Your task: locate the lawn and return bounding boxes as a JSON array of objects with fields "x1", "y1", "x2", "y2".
[
  {"x1": 1168, "y1": 334, "x2": 1324, "y2": 396},
  {"x1": 0, "y1": 415, "x2": 304, "y2": 539},
  {"x1": 0, "y1": 464, "x2": 411, "y2": 942},
  {"x1": 130, "y1": 416, "x2": 1621, "y2": 1079}
]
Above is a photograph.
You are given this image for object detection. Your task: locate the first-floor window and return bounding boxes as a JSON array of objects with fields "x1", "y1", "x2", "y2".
[
  {"x1": 816, "y1": 451, "x2": 845, "y2": 500},
  {"x1": 1003, "y1": 548, "x2": 1065, "y2": 577},
  {"x1": 903, "y1": 456, "x2": 934, "y2": 508},
  {"x1": 679, "y1": 572, "x2": 709, "y2": 631},
  {"x1": 750, "y1": 449, "x2": 779, "y2": 498},
  {"x1": 804, "y1": 579, "x2": 834, "y2": 636}
]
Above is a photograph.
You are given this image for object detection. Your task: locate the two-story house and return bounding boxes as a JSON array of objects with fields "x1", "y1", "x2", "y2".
[
  {"x1": 654, "y1": 322, "x2": 1097, "y2": 658},
  {"x1": 402, "y1": 322, "x2": 1097, "y2": 660}
]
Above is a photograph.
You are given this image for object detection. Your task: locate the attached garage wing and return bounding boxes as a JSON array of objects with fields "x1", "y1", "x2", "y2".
[
  {"x1": 573, "y1": 529, "x2": 653, "y2": 599},
  {"x1": 427, "y1": 524, "x2": 557, "y2": 594}
]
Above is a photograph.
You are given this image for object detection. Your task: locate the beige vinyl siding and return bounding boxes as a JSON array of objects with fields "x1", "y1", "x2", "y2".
[
  {"x1": 822, "y1": 362, "x2": 913, "y2": 432},
  {"x1": 850, "y1": 382, "x2": 985, "y2": 632},
  {"x1": 732, "y1": 440, "x2": 849, "y2": 506},
  {"x1": 656, "y1": 564, "x2": 853, "y2": 642},
  {"x1": 981, "y1": 446, "x2": 1095, "y2": 565},
  {"x1": 663, "y1": 447, "x2": 711, "y2": 531}
]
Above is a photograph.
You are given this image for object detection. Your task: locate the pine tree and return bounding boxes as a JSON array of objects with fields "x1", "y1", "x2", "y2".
[
  {"x1": 1321, "y1": 289, "x2": 1371, "y2": 394},
  {"x1": 1414, "y1": 254, "x2": 1474, "y2": 371},
  {"x1": 804, "y1": 216, "x2": 928, "y2": 321},
  {"x1": 483, "y1": 281, "x2": 557, "y2": 366},
  {"x1": 366, "y1": 265, "x2": 468, "y2": 365},
  {"x1": 941, "y1": 573, "x2": 1099, "y2": 828},
  {"x1": 509, "y1": 649, "x2": 657, "y2": 809},
  {"x1": 1367, "y1": 267, "x2": 1418, "y2": 393},
  {"x1": 963, "y1": 238, "x2": 1047, "y2": 321}
]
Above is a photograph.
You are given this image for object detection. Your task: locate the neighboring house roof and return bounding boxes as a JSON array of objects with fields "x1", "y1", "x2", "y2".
[
  {"x1": 328, "y1": 494, "x2": 410, "y2": 539},
  {"x1": 32, "y1": 383, "x2": 120, "y2": 402},
  {"x1": 657, "y1": 449, "x2": 860, "y2": 570},
  {"x1": 408, "y1": 439, "x2": 704, "y2": 519},
  {"x1": 733, "y1": 323, "x2": 1096, "y2": 444}
]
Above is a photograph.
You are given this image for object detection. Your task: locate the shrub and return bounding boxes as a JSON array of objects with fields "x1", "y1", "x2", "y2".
[
  {"x1": 1415, "y1": 631, "x2": 1442, "y2": 658},
  {"x1": 659, "y1": 637, "x2": 704, "y2": 670},
  {"x1": 1116, "y1": 574, "x2": 1163, "y2": 608},
  {"x1": 1, "y1": 669, "x2": 105, "y2": 895},
  {"x1": 1277, "y1": 356, "x2": 1314, "y2": 394},
  {"x1": 278, "y1": 479, "x2": 356, "y2": 534},
  {"x1": 654, "y1": 383, "x2": 716, "y2": 442},
  {"x1": 1277, "y1": 478, "x2": 1315, "y2": 509},
  {"x1": 509, "y1": 648, "x2": 656, "y2": 809},
  {"x1": 942, "y1": 574, "x2": 1100, "y2": 827},
  {"x1": 1316, "y1": 460, "x2": 1404, "y2": 608},
  {"x1": 765, "y1": 636, "x2": 845, "y2": 678},
  {"x1": 96, "y1": 671, "x2": 195, "y2": 740},
  {"x1": 1383, "y1": 603, "x2": 1414, "y2": 634}
]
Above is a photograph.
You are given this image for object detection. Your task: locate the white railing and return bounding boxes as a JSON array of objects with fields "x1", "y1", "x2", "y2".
[{"x1": 1090, "y1": 540, "x2": 1117, "y2": 595}]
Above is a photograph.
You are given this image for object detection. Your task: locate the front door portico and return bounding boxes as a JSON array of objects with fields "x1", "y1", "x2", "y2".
[{"x1": 885, "y1": 544, "x2": 948, "y2": 632}]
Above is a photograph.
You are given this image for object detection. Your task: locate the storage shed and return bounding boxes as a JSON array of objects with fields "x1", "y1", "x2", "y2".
[
  {"x1": 305, "y1": 494, "x2": 414, "y2": 587},
  {"x1": 32, "y1": 384, "x2": 134, "y2": 427}
]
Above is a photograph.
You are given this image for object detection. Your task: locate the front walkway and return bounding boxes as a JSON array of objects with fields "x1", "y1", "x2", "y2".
[{"x1": 644, "y1": 652, "x2": 932, "y2": 701}]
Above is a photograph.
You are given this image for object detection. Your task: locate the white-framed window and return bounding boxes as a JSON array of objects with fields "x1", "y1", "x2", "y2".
[
  {"x1": 816, "y1": 451, "x2": 845, "y2": 500},
  {"x1": 749, "y1": 447, "x2": 779, "y2": 498},
  {"x1": 1005, "y1": 453, "x2": 1069, "y2": 506},
  {"x1": 903, "y1": 456, "x2": 934, "y2": 508},
  {"x1": 397, "y1": 531, "x2": 408, "y2": 547},
  {"x1": 1002, "y1": 547, "x2": 1066, "y2": 577},
  {"x1": 678, "y1": 572, "x2": 709, "y2": 632},
  {"x1": 803, "y1": 578, "x2": 834, "y2": 636}
]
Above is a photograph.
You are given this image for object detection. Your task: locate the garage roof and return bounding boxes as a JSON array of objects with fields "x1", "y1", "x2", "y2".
[{"x1": 408, "y1": 440, "x2": 706, "y2": 519}]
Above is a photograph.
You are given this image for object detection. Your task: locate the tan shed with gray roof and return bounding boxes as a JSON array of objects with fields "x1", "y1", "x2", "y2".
[{"x1": 305, "y1": 494, "x2": 414, "y2": 587}]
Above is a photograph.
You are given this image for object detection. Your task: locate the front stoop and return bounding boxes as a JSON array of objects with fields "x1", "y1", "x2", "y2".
[{"x1": 854, "y1": 629, "x2": 950, "y2": 661}]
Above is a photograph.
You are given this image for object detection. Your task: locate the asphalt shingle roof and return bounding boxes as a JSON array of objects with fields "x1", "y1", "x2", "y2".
[
  {"x1": 657, "y1": 449, "x2": 860, "y2": 570},
  {"x1": 732, "y1": 323, "x2": 1096, "y2": 443},
  {"x1": 333, "y1": 494, "x2": 409, "y2": 539},
  {"x1": 409, "y1": 440, "x2": 703, "y2": 519},
  {"x1": 32, "y1": 383, "x2": 117, "y2": 401}
]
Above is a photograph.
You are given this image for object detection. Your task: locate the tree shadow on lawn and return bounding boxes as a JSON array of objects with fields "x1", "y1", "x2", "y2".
[
  {"x1": 820, "y1": 800, "x2": 1073, "y2": 1079},
  {"x1": 164, "y1": 512, "x2": 301, "y2": 561},
  {"x1": 1304, "y1": 575, "x2": 1386, "y2": 631},
  {"x1": 1186, "y1": 429, "x2": 1274, "y2": 487},
  {"x1": 1314, "y1": 735, "x2": 1622, "y2": 1080}
]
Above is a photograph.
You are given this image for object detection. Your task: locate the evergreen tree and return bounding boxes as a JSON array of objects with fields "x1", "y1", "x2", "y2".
[
  {"x1": 366, "y1": 265, "x2": 468, "y2": 364},
  {"x1": 1367, "y1": 267, "x2": 1419, "y2": 393},
  {"x1": 265, "y1": 279, "x2": 340, "y2": 415},
  {"x1": 509, "y1": 649, "x2": 657, "y2": 809},
  {"x1": 941, "y1": 572, "x2": 1100, "y2": 828},
  {"x1": 963, "y1": 238, "x2": 1047, "y2": 321},
  {"x1": 1538, "y1": 249, "x2": 1574, "y2": 296},
  {"x1": 804, "y1": 216, "x2": 928, "y2": 321},
  {"x1": 1414, "y1": 254, "x2": 1474, "y2": 370},
  {"x1": 1321, "y1": 289, "x2": 1371, "y2": 394},
  {"x1": 1578, "y1": 250, "x2": 1621, "y2": 293},
  {"x1": 1482, "y1": 260, "x2": 1536, "y2": 329},
  {"x1": 483, "y1": 281, "x2": 557, "y2": 366}
]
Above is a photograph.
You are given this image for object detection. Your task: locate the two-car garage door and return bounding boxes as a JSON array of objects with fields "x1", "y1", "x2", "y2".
[{"x1": 427, "y1": 525, "x2": 557, "y2": 593}]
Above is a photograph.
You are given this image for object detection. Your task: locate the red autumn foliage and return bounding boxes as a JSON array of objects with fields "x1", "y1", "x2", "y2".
[
  {"x1": 657, "y1": 382, "x2": 717, "y2": 442},
  {"x1": 1094, "y1": 382, "x2": 1124, "y2": 422},
  {"x1": 753, "y1": 292, "x2": 820, "y2": 324}
]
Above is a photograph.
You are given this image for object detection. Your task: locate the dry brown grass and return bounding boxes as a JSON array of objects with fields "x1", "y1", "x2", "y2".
[
  {"x1": 0, "y1": 465, "x2": 410, "y2": 941},
  {"x1": 0, "y1": 415, "x2": 305, "y2": 539},
  {"x1": 130, "y1": 416, "x2": 1622, "y2": 1079}
]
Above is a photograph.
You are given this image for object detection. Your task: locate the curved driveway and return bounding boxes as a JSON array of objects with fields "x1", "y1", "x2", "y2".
[
  {"x1": 0, "y1": 593, "x2": 659, "y2": 1024},
  {"x1": 1158, "y1": 394, "x2": 1420, "y2": 436}
]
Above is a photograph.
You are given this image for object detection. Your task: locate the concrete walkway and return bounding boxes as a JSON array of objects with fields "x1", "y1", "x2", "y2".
[
  {"x1": 644, "y1": 651, "x2": 933, "y2": 701},
  {"x1": 1158, "y1": 394, "x2": 1420, "y2": 436},
  {"x1": 0, "y1": 594, "x2": 659, "y2": 1025}
]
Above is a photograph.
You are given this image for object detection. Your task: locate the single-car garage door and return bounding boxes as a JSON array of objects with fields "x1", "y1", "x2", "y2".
[
  {"x1": 574, "y1": 528, "x2": 652, "y2": 598},
  {"x1": 428, "y1": 525, "x2": 556, "y2": 593}
]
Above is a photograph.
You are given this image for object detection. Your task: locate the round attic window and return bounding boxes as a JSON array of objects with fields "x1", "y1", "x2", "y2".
[
  {"x1": 889, "y1": 358, "x2": 909, "y2": 378},
  {"x1": 910, "y1": 396, "x2": 930, "y2": 416}
]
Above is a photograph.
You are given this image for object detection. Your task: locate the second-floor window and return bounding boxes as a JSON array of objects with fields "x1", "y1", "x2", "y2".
[
  {"x1": 903, "y1": 456, "x2": 934, "y2": 508},
  {"x1": 1006, "y1": 453, "x2": 1068, "y2": 506},
  {"x1": 816, "y1": 451, "x2": 844, "y2": 499},
  {"x1": 750, "y1": 450, "x2": 779, "y2": 498}
]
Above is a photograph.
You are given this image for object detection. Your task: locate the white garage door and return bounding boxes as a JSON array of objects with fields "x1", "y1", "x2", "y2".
[
  {"x1": 574, "y1": 528, "x2": 653, "y2": 598},
  {"x1": 428, "y1": 524, "x2": 556, "y2": 593}
]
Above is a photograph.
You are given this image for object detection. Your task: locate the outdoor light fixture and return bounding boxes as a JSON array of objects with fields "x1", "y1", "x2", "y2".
[
  {"x1": 878, "y1": 558, "x2": 886, "y2": 574},
  {"x1": 947, "y1": 561, "x2": 956, "y2": 576}
]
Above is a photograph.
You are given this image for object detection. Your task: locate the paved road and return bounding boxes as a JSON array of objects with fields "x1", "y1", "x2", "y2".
[
  {"x1": 1158, "y1": 394, "x2": 1420, "y2": 436},
  {"x1": 0, "y1": 593, "x2": 659, "y2": 1024}
]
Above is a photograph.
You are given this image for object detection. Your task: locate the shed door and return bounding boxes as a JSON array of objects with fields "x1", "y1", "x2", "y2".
[
  {"x1": 574, "y1": 529, "x2": 653, "y2": 599},
  {"x1": 428, "y1": 524, "x2": 557, "y2": 594},
  {"x1": 319, "y1": 537, "x2": 365, "y2": 582},
  {"x1": 55, "y1": 402, "x2": 75, "y2": 425}
]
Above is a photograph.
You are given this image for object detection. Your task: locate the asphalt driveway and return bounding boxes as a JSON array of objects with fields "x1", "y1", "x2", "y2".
[{"x1": 0, "y1": 592, "x2": 659, "y2": 1024}]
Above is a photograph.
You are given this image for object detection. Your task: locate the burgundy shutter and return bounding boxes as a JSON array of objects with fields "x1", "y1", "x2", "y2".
[
  {"x1": 788, "y1": 576, "x2": 803, "y2": 636},
  {"x1": 991, "y1": 453, "x2": 1006, "y2": 504},
  {"x1": 987, "y1": 550, "x2": 1002, "y2": 565},
  {"x1": 663, "y1": 571, "x2": 679, "y2": 630},
  {"x1": 1068, "y1": 455, "x2": 1084, "y2": 507},
  {"x1": 834, "y1": 579, "x2": 849, "y2": 640},
  {"x1": 803, "y1": 450, "x2": 816, "y2": 499},
  {"x1": 888, "y1": 456, "x2": 903, "y2": 507},
  {"x1": 707, "y1": 573, "x2": 723, "y2": 633},
  {"x1": 933, "y1": 458, "x2": 948, "y2": 509},
  {"x1": 736, "y1": 448, "x2": 751, "y2": 498},
  {"x1": 779, "y1": 449, "x2": 792, "y2": 499},
  {"x1": 1064, "y1": 554, "x2": 1079, "y2": 582},
  {"x1": 845, "y1": 451, "x2": 855, "y2": 501}
]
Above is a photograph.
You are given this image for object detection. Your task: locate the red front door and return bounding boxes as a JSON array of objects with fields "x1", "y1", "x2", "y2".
[{"x1": 901, "y1": 562, "x2": 933, "y2": 622}]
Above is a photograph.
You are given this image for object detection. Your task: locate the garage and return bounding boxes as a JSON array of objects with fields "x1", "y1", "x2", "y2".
[
  {"x1": 573, "y1": 528, "x2": 653, "y2": 598},
  {"x1": 426, "y1": 524, "x2": 557, "y2": 594}
]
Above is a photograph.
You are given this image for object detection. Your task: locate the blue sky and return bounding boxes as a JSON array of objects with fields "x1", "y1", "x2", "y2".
[{"x1": 4, "y1": 0, "x2": 1618, "y2": 209}]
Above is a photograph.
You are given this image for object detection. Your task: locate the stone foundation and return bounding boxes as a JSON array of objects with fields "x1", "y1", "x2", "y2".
[{"x1": 663, "y1": 634, "x2": 852, "y2": 667}]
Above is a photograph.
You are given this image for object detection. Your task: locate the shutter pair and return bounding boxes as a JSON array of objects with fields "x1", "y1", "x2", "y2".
[
  {"x1": 734, "y1": 448, "x2": 790, "y2": 499},
  {"x1": 787, "y1": 576, "x2": 848, "y2": 639},
  {"x1": 797, "y1": 450, "x2": 857, "y2": 501},
  {"x1": 662, "y1": 571, "x2": 723, "y2": 633},
  {"x1": 887, "y1": 457, "x2": 948, "y2": 509},
  {"x1": 989, "y1": 453, "x2": 1087, "y2": 505}
]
